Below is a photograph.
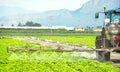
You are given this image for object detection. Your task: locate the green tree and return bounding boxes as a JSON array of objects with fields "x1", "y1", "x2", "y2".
[
  {"x1": 11, "y1": 24, "x2": 14, "y2": 27},
  {"x1": 25, "y1": 21, "x2": 41, "y2": 27},
  {"x1": 1, "y1": 24, "x2": 3, "y2": 26},
  {"x1": 25, "y1": 21, "x2": 33, "y2": 26},
  {"x1": 34, "y1": 23, "x2": 41, "y2": 26},
  {"x1": 18, "y1": 22, "x2": 22, "y2": 26}
]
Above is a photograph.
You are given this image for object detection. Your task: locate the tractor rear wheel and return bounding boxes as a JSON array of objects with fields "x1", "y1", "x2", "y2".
[{"x1": 95, "y1": 36, "x2": 110, "y2": 61}]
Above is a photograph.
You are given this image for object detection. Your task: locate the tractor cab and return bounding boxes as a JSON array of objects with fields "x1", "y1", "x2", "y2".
[
  {"x1": 111, "y1": 13, "x2": 120, "y2": 23},
  {"x1": 95, "y1": 8, "x2": 120, "y2": 26},
  {"x1": 105, "y1": 9, "x2": 120, "y2": 26}
]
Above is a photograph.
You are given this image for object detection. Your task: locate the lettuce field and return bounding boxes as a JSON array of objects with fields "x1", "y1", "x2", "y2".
[
  {"x1": 0, "y1": 36, "x2": 120, "y2": 72},
  {"x1": 36, "y1": 35, "x2": 96, "y2": 48}
]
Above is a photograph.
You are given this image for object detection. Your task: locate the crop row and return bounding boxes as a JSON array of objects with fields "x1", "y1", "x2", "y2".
[
  {"x1": 37, "y1": 36, "x2": 96, "y2": 48},
  {"x1": 1, "y1": 60, "x2": 119, "y2": 72}
]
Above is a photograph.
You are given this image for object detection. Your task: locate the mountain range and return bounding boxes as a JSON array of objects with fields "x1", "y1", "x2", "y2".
[{"x1": 0, "y1": 0, "x2": 120, "y2": 27}]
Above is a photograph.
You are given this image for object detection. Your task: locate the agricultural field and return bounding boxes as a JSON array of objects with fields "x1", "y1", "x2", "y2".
[
  {"x1": 0, "y1": 36, "x2": 120, "y2": 72},
  {"x1": 36, "y1": 35, "x2": 96, "y2": 48}
]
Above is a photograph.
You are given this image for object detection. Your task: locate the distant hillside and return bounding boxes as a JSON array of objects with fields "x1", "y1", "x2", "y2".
[
  {"x1": 0, "y1": 0, "x2": 119, "y2": 27},
  {"x1": 0, "y1": 6, "x2": 37, "y2": 17},
  {"x1": 0, "y1": 9, "x2": 79, "y2": 27}
]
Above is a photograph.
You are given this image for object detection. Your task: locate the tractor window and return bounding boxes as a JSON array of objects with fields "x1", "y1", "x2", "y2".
[{"x1": 112, "y1": 13, "x2": 120, "y2": 22}]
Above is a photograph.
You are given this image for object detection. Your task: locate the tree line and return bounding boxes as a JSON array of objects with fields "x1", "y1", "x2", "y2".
[{"x1": 1, "y1": 21, "x2": 42, "y2": 27}]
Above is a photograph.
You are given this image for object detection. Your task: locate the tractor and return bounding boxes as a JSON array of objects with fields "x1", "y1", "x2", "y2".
[{"x1": 95, "y1": 7, "x2": 120, "y2": 61}]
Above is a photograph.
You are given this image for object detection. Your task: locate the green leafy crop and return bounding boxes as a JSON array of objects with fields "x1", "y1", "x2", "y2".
[{"x1": 0, "y1": 37, "x2": 119, "y2": 72}]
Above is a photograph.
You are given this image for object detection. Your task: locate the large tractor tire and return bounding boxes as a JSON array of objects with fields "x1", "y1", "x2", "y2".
[{"x1": 95, "y1": 36, "x2": 110, "y2": 61}]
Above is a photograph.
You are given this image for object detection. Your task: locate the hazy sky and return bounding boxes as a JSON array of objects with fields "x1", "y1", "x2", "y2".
[{"x1": 0, "y1": 0, "x2": 90, "y2": 12}]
